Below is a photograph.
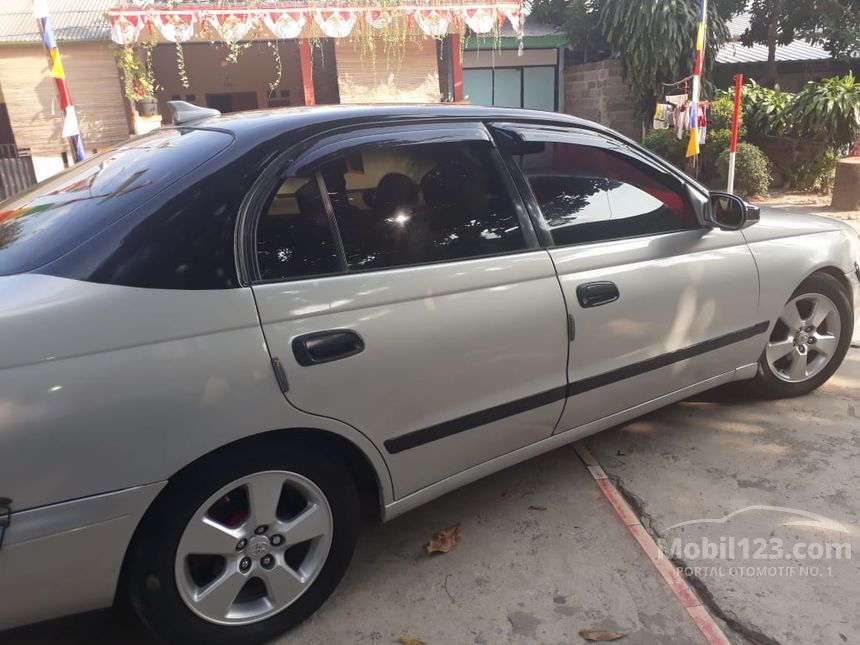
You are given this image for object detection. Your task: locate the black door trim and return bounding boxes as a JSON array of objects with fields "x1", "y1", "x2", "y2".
[{"x1": 383, "y1": 321, "x2": 769, "y2": 454}]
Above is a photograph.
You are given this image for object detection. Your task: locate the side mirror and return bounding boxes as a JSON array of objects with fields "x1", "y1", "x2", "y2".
[{"x1": 706, "y1": 192, "x2": 760, "y2": 230}]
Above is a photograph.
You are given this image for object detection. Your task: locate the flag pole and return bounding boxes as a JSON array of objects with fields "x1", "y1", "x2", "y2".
[
  {"x1": 34, "y1": 0, "x2": 86, "y2": 163},
  {"x1": 685, "y1": 0, "x2": 708, "y2": 162},
  {"x1": 726, "y1": 73, "x2": 743, "y2": 194}
]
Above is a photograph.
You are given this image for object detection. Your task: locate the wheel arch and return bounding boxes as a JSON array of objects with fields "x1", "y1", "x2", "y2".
[
  {"x1": 114, "y1": 426, "x2": 388, "y2": 607},
  {"x1": 811, "y1": 266, "x2": 854, "y2": 307}
]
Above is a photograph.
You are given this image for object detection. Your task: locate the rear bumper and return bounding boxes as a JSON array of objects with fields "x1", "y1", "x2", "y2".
[{"x1": 0, "y1": 482, "x2": 164, "y2": 631}]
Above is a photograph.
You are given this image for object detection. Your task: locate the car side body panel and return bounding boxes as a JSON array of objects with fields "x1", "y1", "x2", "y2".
[
  {"x1": 550, "y1": 227, "x2": 762, "y2": 431},
  {"x1": 742, "y1": 209, "x2": 860, "y2": 324},
  {"x1": 252, "y1": 251, "x2": 569, "y2": 498},
  {"x1": 0, "y1": 274, "x2": 393, "y2": 514}
]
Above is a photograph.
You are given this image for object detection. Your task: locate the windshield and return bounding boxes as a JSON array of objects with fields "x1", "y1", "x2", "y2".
[{"x1": 0, "y1": 128, "x2": 232, "y2": 275}]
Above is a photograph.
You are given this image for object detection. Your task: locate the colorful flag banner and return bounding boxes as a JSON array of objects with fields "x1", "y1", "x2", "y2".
[
  {"x1": 686, "y1": 0, "x2": 708, "y2": 158},
  {"x1": 34, "y1": 0, "x2": 85, "y2": 162}
]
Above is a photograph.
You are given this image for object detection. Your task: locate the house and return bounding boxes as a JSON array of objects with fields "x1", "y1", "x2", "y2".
[
  {"x1": 713, "y1": 13, "x2": 859, "y2": 90},
  {"x1": 0, "y1": 0, "x2": 129, "y2": 186}
]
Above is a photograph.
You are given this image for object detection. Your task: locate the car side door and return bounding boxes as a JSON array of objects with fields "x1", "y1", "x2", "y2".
[
  {"x1": 248, "y1": 123, "x2": 569, "y2": 499},
  {"x1": 494, "y1": 123, "x2": 763, "y2": 432}
]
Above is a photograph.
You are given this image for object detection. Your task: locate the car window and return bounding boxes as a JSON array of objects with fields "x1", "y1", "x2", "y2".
[
  {"x1": 514, "y1": 141, "x2": 699, "y2": 246},
  {"x1": 321, "y1": 141, "x2": 525, "y2": 271},
  {"x1": 256, "y1": 176, "x2": 341, "y2": 280},
  {"x1": 0, "y1": 128, "x2": 232, "y2": 276}
]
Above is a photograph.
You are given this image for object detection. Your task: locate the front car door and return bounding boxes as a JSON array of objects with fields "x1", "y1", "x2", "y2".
[
  {"x1": 248, "y1": 123, "x2": 569, "y2": 498},
  {"x1": 494, "y1": 123, "x2": 764, "y2": 432}
]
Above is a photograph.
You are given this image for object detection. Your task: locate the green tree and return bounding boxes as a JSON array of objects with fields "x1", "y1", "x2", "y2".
[
  {"x1": 531, "y1": 0, "x2": 744, "y2": 123},
  {"x1": 741, "y1": 0, "x2": 858, "y2": 85}
]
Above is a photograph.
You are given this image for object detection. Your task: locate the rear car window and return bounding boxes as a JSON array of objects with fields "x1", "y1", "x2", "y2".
[{"x1": 0, "y1": 128, "x2": 232, "y2": 275}]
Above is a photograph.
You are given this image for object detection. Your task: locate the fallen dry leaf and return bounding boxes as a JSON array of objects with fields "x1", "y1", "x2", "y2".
[
  {"x1": 425, "y1": 524, "x2": 462, "y2": 555},
  {"x1": 528, "y1": 504, "x2": 548, "y2": 511},
  {"x1": 398, "y1": 633, "x2": 426, "y2": 645},
  {"x1": 579, "y1": 629, "x2": 626, "y2": 642}
]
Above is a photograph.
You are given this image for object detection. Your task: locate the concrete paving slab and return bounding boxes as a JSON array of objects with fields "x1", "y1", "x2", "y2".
[
  {"x1": 2, "y1": 449, "x2": 707, "y2": 645},
  {"x1": 584, "y1": 340, "x2": 860, "y2": 645}
]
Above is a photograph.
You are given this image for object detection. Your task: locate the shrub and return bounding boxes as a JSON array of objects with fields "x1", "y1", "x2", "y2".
[
  {"x1": 642, "y1": 128, "x2": 686, "y2": 169},
  {"x1": 717, "y1": 142, "x2": 771, "y2": 197},
  {"x1": 786, "y1": 74, "x2": 860, "y2": 148},
  {"x1": 708, "y1": 96, "x2": 748, "y2": 140},
  {"x1": 792, "y1": 149, "x2": 839, "y2": 193},
  {"x1": 699, "y1": 128, "x2": 732, "y2": 180}
]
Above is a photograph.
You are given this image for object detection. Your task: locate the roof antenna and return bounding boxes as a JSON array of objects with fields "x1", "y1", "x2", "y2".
[{"x1": 167, "y1": 100, "x2": 220, "y2": 125}]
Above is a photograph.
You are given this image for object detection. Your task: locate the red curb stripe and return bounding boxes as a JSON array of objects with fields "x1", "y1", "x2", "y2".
[{"x1": 573, "y1": 442, "x2": 731, "y2": 645}]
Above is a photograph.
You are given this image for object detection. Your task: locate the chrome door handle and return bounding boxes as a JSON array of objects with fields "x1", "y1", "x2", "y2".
[
  {"x1": 292, "y1": 329, "x2": 365, "y2": 366},
  {"x1": 576, "y1": 281, "x2": 619, "y2": 308}
]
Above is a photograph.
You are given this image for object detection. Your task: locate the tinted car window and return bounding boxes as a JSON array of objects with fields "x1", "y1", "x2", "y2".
[
  {"x1": 320, "y1": 141, "x2": 524, "y2": 271},
  {"x1": 256, "y1": 176, "x2": 340, "y2": 280},
  {"x1": 0, "y1": 128, "x2": 232, "y2": 275},
  {"x1": 515, "y1": 141, "x2": 698, "y2": 246}
]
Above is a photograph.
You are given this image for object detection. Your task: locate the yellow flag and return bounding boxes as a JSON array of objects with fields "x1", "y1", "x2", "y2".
[
  {"x1": 686, "y1": 126, "x2": 700, "y2": 157},
  {"x1": 49, "y1": 48, "x2": 65, "y2": 79}
]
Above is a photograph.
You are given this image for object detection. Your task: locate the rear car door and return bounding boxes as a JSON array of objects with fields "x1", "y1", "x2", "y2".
[
  {"x1": 495, "y1": 123, "x2": 762, "y2": 432},
  {"x1": 248, "y1": 123, "x2": 569, "y2": 498}
]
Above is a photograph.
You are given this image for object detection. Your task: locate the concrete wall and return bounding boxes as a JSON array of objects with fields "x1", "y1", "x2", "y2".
[
  {"x1": 563, "y1": 58, "x2": 640, "y2": 141},
  {"x1": 713, "y1": 58, "x2": 860, "y2": 92}
]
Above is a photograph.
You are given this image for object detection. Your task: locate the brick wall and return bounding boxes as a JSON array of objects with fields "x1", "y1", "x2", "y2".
[{"x1": 563, "y1": 59, "x2": 640, "y2": 142}]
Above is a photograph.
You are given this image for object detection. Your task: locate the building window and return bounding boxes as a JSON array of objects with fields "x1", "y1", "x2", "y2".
[{"x1": 463, "y1": 66, "x2": 557, "y2": 111}]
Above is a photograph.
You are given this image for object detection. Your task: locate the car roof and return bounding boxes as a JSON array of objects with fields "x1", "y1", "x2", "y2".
[{"x1": 185, "y1": 103, "x2": 618, "y2": 141}]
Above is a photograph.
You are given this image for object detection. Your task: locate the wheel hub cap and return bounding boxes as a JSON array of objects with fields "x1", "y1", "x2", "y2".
[
  {"x1": 245, "y1": 535, "x2": 271, "y2": 560},
  {"x1": 173, "y1": 470, "x2": 334, "y2": 626},
  {"x1": 765, "y1": 292, "x2": 841, "y2": 383}
]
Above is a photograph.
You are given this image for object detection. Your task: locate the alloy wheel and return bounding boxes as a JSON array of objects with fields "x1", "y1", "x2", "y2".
[
  {"x1": 174, "y1": 470, "x2": 333, "y2": 626},
  {"x1": 766, "y1": 293, "x2": 841, "y2": 383}
]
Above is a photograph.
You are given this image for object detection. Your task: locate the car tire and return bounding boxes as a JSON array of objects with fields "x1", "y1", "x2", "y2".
[
  {"x1": 748, "y1": 272, "x2": 853, "y2": 399},
  {"x1": 124, "y1": 440, "x2": 360, "y2": 645}
]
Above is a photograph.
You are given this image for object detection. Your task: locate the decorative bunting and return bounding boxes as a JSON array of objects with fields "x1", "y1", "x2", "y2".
[
  {"x1": 109, "y1": 2, "x2": 525, "y2": 43},
  {"x1": 463, "y1": 8, "x2": 496, "y2": 34},
  {"x1": 413, "y1": 9, "x2": 450, "y2": 37},
  {"x1": 314, "y1": 11, "x2": 357, "y2": 38},
  {"x1": 208, "y1": 13, "x2": 256, "y2": 44},
  {"x1": 365, "y1": 10, "x2": 394, "y2": 29},
  {"x1": 157, "y1": 13, "x2": 195, "y2": 43},
  {"x1": 264, "y1": 12, "x2": 307, "y2": 39},
  {"x1": 110, "y1": 14, "x2": 144, "y2": 46}
]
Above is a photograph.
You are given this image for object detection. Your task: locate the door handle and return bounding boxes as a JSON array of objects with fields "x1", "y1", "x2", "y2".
[
  {"x1": 576, "y1": 281, "x2": 619, "y2": 308},
  {"x1": 292, "y1": 329, "x2": 365, "y2": 366}
]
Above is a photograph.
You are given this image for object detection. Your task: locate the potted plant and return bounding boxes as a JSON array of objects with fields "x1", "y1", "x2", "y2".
[{"x1": 117, "y1": 45, "x2": 160, "y2": 116}]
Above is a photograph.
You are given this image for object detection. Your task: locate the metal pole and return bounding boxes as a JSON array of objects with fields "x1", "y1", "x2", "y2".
[
  {"x1": 33, "y1": 0, "x2": 85, "y2": 162},
  {"x1": 727, "y1": 73, "x2": 743, "y2": 194},
  {"x1": 685, "y1": 0, "x2": 708, "y2": 161}
]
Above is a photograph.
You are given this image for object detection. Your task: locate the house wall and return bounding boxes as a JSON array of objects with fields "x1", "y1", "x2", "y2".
[
  {"x1": 334, "y1": 39, "x2": 441, "y2": 103},
  {"x1": 152, "y1": 40, "x2": 304, "y2": 113},
  {"x1": 0, "y1": 42, "x2": 130, "y2": 156},
  {"x1": 564, "y1": 58, "x2": 639, "y2": 141}
]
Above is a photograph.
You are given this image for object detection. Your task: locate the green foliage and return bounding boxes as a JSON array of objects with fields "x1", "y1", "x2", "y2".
[
  {"x1": 116, "y1": 45, "x2": 158, "y2": 102},
  {"x1": 530, "y1": 0, "x2": 743, "y2": 118},
  {"x1": 596, "y1": 0, "x2": 736, "y2": 117},
  {"x1": 786, "y1": 74, "x2": 860, "y2": 147},
  {"x1": 642, "y1": 129, "x2": 686, "y2": 168},
  {"x1": 743, "y1": 0, "x2": 859, "y2": 63},
  {"x1": 739, "y1": 80, "x2": 795, "y2": 138},
  {"x1": 717, "y1": 142, "x2": 772, "y2": 197},
  {"x1": 792, "y1": 149, "x2": 839, "y2": 193},
  {"x1": 708, "y1": 96, "x2": 747, "y2": 138},
  {"x1": 700, "y1": 128, "x2": 733, "y2": 178}
]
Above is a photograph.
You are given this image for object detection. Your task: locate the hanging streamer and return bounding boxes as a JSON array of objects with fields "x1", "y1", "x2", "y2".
[
  {"x1": 686, "y1": 0, "x2": 708, "y2": 159},
  {"x1": 34, "y1": 0, "x2": 85, "y2": 162}
]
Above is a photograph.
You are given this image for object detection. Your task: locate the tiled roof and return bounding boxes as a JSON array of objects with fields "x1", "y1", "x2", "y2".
[
  {"x1": 0, "y1": 0, "x2": 114, "y2": 44},
  {"x1": 716, "y1": 12, "x2": 832, "y2": 63}
]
